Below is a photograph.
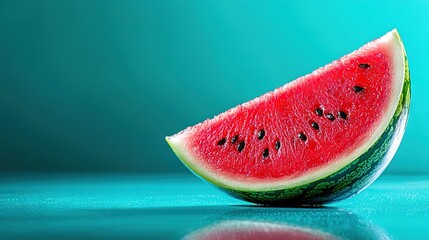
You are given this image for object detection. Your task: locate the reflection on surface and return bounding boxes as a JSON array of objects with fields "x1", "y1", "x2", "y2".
[
  {"x1": 183, "y1": 220, "x2": 337, "y2": 240},
  {"x1": 180, "y1": 206, "x2": 389, "y2": 240}
]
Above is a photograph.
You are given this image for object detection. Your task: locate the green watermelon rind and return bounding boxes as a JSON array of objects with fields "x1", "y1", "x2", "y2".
[{"x1": 166, "y1": 30, "x2": 410, "y2": 205}]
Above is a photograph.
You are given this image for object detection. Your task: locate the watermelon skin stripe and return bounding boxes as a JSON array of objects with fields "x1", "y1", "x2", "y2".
[{"x1": 221, "y1": 59, "x2": 410, "y2": 205}]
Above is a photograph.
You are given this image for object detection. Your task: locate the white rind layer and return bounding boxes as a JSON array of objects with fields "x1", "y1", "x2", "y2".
[{"x1": 166, "y1": 29, "x2": 406, "y2": 192}]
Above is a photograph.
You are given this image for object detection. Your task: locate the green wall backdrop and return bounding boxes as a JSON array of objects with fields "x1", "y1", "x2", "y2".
[{"x1": 0, "y1": 0, "x2": 428, "y2": 174}]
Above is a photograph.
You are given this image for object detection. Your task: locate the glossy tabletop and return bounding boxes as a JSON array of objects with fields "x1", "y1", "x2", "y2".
[{"x1": 0, "y1": 174, "x2": 428, "y2": 239}]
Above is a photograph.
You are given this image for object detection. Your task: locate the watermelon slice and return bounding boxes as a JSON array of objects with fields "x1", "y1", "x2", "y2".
[{"x1": 166, "y1": 29, "x2": 410, "y2": 205}]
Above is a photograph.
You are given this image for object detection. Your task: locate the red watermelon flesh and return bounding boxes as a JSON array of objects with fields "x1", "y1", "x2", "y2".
[
  {"x1": 167, "y1": 29, "x2": 407, "y2": 194},
  {"x1": 191, "y1": 48, "x2": 391, "y2": 180}
]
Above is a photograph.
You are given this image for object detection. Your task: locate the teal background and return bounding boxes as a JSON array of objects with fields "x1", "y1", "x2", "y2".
[{"x1": 1, "y1": 0, "x2": 428, "y2": 174}]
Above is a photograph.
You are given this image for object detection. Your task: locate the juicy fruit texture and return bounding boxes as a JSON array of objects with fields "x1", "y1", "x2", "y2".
[
  {"x1": 167, "y1": 29, "x2": 410, "y2": 205},
  {"x1": 193, "y1": 49, "x2": 391, "y2": 180}
]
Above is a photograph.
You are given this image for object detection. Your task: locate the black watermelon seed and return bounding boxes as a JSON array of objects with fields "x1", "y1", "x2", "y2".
[
  {"x1": 326, "y1": 113, "x2": 335, "y2": 121},
  {"x1": 231, "y1": 135, "x2": 239, "y2": 144},
  {"x1": 339, "y1": 111, "x2": 348, "y2": 119},
  {"x1": 257, "y1": 129, "x2": 265, "y2": 140},
  {"x1": 217, "y1": 138, "x2": 226, "y2": 146},
  {"x1": 353, "y1": 86, "x2": 365, "y2": 93},
  {"x1": 298, "y1": 132, "x2": 307, "y2": 141},
  {"x1": 311, "y1": 122, "x2": 319, "y2": 130},
  {"x1": 262, "y1": 148, "x2": 269, "y2": 158},
  {"x1": 237, "y1": 141, "x2": 245, "y2": 152},
  {"x1": 275, "y1": 141, "x2": 281, "y2": 150},
  {"x1": 358, "y1": 63, "x2": 370, "y2": 69},
  {"x1": 315, "y1": 108, "x2": 323, "y2": 116}
]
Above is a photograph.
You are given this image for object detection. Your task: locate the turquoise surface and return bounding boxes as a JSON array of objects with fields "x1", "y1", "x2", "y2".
[{"x1": 1, "y1": 174, "x2": 428, "y2": 239}]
